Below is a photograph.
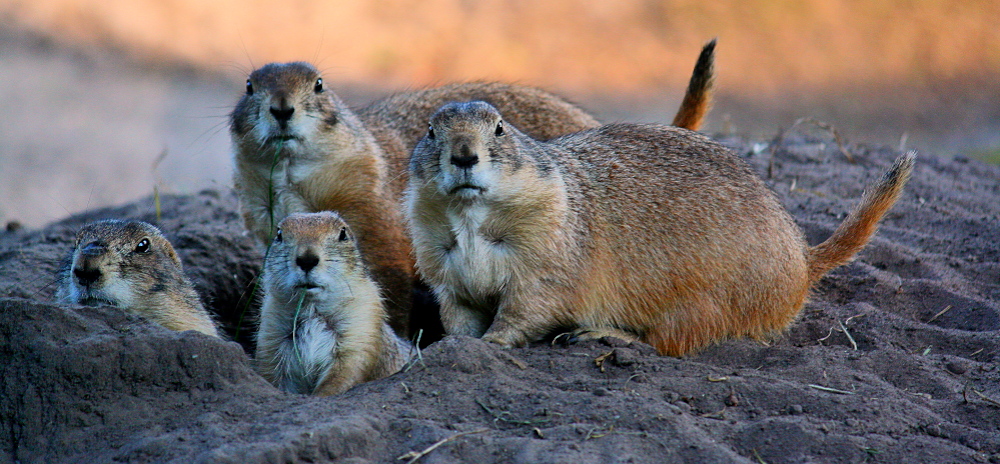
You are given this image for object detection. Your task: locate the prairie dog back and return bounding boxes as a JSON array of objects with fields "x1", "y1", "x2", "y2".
[
  {"x1": 256, "y1": 212, "x2": 412, "y2": 396},
  {"x1": 407, "y1": 101, "x2": 913, "y2": 355},
  {"x1": 57, "y1": 220, "x2": 220, "y2": 338}
]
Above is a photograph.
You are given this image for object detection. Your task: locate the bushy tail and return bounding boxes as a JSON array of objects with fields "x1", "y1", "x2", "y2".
[
  {"x1": 671, "y1": 38, "x2": 716, "y2": 131},
  {"x1": 807, "y1": 152, "x2": 916, "y2": 282}
]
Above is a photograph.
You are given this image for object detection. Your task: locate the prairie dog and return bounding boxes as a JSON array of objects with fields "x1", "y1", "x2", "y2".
[
  {"x1": 56, "y1": 220, "x2": 220, "y2": 338},
  {"x1": 229, "y1": 41, "x2": 716, "y2": 338},
  {"x1": 255, "y1": 212, "x2": 413, "y2": 396},
  {"x1": 405, "y1": 101, "x2": 914, "y2": 356}
]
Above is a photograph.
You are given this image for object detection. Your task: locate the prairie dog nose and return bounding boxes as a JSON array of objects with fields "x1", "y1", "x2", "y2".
[
  {"x1": 269, "y1": 95, "x2": 295, "y2": 127},
  {"x1": 450, "y1": 143, "x2": 478, "y2": 168},
  {"x1": 296, "y1": 250, "x2": 320, "y2": 273},
  {"x1": 270, "y1": 106, "x2": 295, "y2": 124},
  {"x1": 73, "y1": 264, "x2": 101, "y2": 286}
]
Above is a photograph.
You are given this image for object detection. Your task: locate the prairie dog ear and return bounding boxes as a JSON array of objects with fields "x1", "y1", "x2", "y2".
[{"x1": 161, "y1": 239, "x2": 183, "y2": 268}]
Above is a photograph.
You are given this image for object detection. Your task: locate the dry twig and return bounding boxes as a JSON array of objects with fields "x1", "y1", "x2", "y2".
[
  {"x1": 594, "y1": 350, "x2": 615, "y2": 373},
  {"x1": 927, "y1": 305, "x2": 953, "y2": 323},
  {"x1": 837, "y1": 319, "x2": 858, "y2": 351},
  {"x1": 397, "y1": 429, "x2": 488, "y2": 463},
  {"x1": 808, "y1": 384, "x2": 854, "y2": 395},
  {"x1": 972, "y1": 389, "x2": 1000, "y2": 407}
]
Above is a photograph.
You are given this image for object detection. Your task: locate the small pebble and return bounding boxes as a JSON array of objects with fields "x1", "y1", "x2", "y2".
[
  {"x1": 593, "y1": 387, "x2": 610, "y2": 397},
  {"x1": 600, "y1": 337, "x2": 631, "y2": 348},
  {"x1": 946, "y1": 361, "x2": 969, "y2": 375},
  {"x1": 612, "y1": 349, "x2": 637, "y2": 366},
  {"x1": 789, "y1": 404, "x2": 804, "y2": 415}
]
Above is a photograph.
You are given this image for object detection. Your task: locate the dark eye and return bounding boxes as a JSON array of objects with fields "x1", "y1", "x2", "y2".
[
  {"x1": 427, "y1": 125, "x2": 435, "y2": 140},
  {"x1": 274, "y1": 228, "x2": 283, "y2": 243},
  {"x1": 495, "y1": 120, "x2": 505, "y2": 137},
  {"x1": 314, "y1": 78, "x2": 323, "y2": 93},
  {"x1": 135, "y1": 238, "x2": 151, "y2": 253},
  {"x1": 337, "y1": 227, "x2": 348, "y2": 241},
  {"x1": 245, "y1": 79, "x2": 253, "y2": 95}
]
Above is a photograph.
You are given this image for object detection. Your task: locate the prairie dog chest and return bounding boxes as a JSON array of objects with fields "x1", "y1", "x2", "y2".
[
  {"x1": 440, "y1": 203, "x2": 518, "y2": 298},
  {"x1": 250, "y1": 150, "x2": 330, "y2": 217},
  {"x1": 286, "y1": 156, "x2": 321, "y2": 185},
  {"x1": 277, "y1": 314, "x2": 338, "y2": 393},
  {"x1": 249, "y1": 144, "x2": 325, "y2": 188}
]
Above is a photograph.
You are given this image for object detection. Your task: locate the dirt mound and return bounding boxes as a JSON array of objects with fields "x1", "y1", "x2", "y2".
[{"x1": 1, "y1": 136, "x2": 998, "y2": 463}]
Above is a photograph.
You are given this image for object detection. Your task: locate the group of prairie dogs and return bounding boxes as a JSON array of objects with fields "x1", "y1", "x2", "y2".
[{"x1": 58, "y1": 40, "x2": 915, "y2": 397}]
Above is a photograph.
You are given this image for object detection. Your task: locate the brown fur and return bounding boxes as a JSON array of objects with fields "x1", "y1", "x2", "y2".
[
  {"x1": 56, "y1": 220, "x2": 220, "y2": 337},
  {"x1": 229, "y1": 43, "x2": 715, "y2": 338},
  {"x1": 255, "y1": 212, "x2": 413, "y2": 396},
  {"x1": 406, "y1": 101, "x2": 914, "y2": 356}
]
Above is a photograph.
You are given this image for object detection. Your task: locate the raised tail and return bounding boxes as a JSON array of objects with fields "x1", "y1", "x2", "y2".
[
  {"x1": 806, "y1": 152, "x2": 916, "y2": 282},
  {"x1": 671, "y1": 38, "x2": 716, "y2": 131}
]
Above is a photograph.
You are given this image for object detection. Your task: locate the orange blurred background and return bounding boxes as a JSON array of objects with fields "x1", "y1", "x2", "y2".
[{"x1": 2, "y1": 0, "x2": 998, "y2": 226}]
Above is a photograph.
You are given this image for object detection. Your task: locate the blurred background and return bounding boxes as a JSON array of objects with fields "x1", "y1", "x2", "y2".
[{"x1": 2, "y1": 0, "x2": 998, "y2": 227}]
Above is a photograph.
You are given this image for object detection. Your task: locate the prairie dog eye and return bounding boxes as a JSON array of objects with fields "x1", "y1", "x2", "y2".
[
  {"x1": 314, "y1": 78, "x2": 323, "y2": 93},
  {"x1": 274, "y1": 228, "x2": 283, "y2": 243},
  {"x1": 427, "y1": 125, "x2": 435, "y2": 140},
  {"x1": 135, "y1": 238, "x2": 151, "y2": 253},
  {"x1": 495, "y1": 120, "x2": 505, "y2": 137},
  {"x1": 246, "y1": 79, "x2": 253, "y2": 95},
  {"x1": 337, "y1": 227, "x2": 348, "y2": 241}
]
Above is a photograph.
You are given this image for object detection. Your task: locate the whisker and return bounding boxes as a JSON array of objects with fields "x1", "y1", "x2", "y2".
[
  {"x1": 237, "y1": 29, "x2": 256, "y2": 71},
  {"x1": 221, "y1": 60, "x2": 252, "y2": 77},
  {"x1": 31, "y1": 275, "x2": 68, "y2": 300},
  {"x1": 312, "y1": 28, "x2": 326, "y2": 67},
  {"x1": 184, "y1": 119, "x2": 232, "y2": 154},
  {"x1": 380, "y1": 166, "x2": 410, "y2": 191}
]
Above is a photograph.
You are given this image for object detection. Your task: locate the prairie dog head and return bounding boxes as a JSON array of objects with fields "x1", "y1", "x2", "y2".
[
  {"x1": 230, "y1": 62, "x2": 358, "y2": 162},
  {"x1": 263, "y1": 212, "x2": 370, "y2": 305},
  {"x1": 411, "y1": 101, "x2": 538, "y2": 200},
  {"x1": 59, "y1": 220, "x2": 186, "y2": 309}
]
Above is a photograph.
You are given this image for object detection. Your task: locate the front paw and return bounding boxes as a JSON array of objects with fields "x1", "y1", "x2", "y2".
[
  {"x1": 481, "y1": 330, "x2": 527, "y2": 348},
  {"x1": 480, "y1": 332, "x2": 514, "y2": 348},
  {"x1": 552, "y1": 327, "x2": 640, "y2": 346}
]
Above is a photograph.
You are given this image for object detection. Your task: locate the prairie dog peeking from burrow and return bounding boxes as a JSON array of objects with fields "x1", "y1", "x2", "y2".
[
  {"x1": 405, "y1": 101, "x2": 913, "y2": 356},
  {"x1": 256, "y1": 212, "x2": 413, "y2": 396},
  {"x1": 57, "y1": 219, "x2": 220, "y2": 338}
]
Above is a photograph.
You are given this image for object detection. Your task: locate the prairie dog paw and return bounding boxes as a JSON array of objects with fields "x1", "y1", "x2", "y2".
[
  {"x1": 553, "y1": 327, "x2": 640, "y2": 346},
  {"x1": 481, "y1": 333, "x2": 515, "y2": 348},
  {"x1": 481, "y1": 329, "x2": 530, "y2": 348}
]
